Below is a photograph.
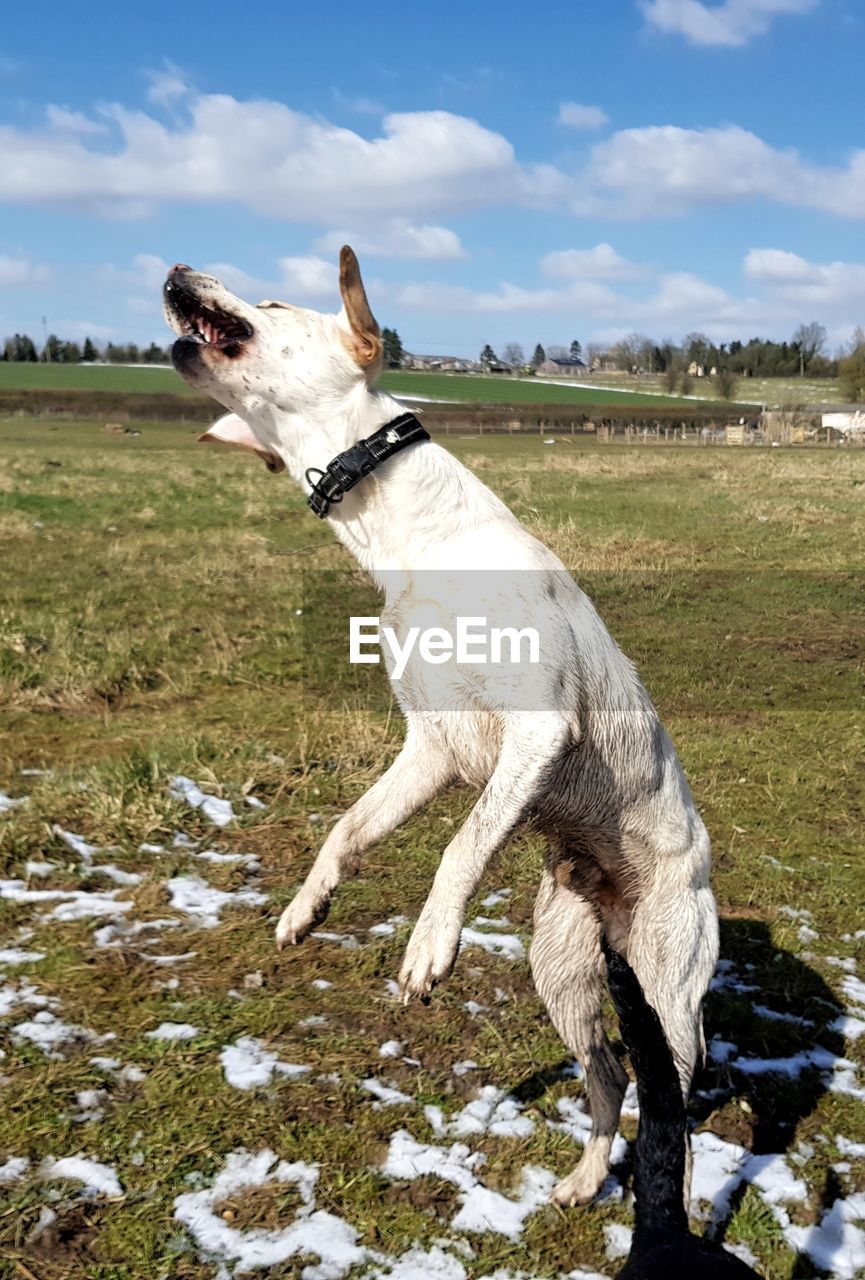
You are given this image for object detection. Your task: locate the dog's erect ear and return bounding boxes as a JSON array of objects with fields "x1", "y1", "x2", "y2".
[
  {"x1": 339, "y1": 245, "x2": 382, "y2": 368},
  {"x1": 198, "y1": 413, "x2": 285, "y2": 474}
]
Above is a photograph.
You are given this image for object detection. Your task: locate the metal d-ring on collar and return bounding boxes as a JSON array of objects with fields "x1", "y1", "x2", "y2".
[{"x1": 304, "y1": 412, "x2": 430, "y2": 518}]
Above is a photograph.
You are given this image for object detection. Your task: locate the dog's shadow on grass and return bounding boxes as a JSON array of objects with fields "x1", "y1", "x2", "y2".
[
  {"x1": 694, "y1": 917, "x2": 844, "y2": 1161},
  {"x1": 511, "y1": 916, "x2": 844, "y2": 1256}
]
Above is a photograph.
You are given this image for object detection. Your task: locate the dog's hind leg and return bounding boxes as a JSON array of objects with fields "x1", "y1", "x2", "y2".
[
  {"x1": 530, "y1": 868, "x2": 628, "y2": 1206},
  {"x1": 275, "y1": 728, "x2": 454, "y2": 948},
  {"x1": 625, "y1": 825, "x2": 718, "y2": 1096}
]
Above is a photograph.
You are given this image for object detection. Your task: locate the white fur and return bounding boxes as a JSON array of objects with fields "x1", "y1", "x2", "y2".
[{"x1": 164, "y1": 256, "x2": 719, "y2": 1206}]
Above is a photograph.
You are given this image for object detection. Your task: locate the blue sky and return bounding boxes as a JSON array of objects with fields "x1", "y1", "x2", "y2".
[{"x1": 1, "y1": 0, "x2": 864, "y2": 358}]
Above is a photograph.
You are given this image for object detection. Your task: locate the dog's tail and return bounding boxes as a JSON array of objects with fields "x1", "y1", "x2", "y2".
[{"x1": 603, "y1": 940, "x2": 689, "y2": 1242}]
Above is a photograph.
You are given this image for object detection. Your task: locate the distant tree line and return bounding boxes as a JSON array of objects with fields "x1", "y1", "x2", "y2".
[{"x1": 1, "y1": 334, "x2": 172, "y2": 364}]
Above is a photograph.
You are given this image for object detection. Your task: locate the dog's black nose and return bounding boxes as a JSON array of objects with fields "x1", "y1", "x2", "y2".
[{"x1": 169, "y1": 263, "x2": 191, "y2": 275}]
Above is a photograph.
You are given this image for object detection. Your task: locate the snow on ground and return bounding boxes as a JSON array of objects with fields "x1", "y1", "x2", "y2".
[
  {"x1": 220, "y1": 1037, "x2": 310, "y2": 1090},
  {"x1": 0, "y1": 947, "x2": 45, "y2": 965},
  {"x1": 2, "y1": 783, "x2": 864, "y2": 1280},
  {"x1": 166, "y1": 875, "x2": 267, "y2": 928},
  {"x1": 170, "y1": 775, "x2": 235, "y2": 827},
  {"x1": 40, "y1": 1155, "x2": 123, "y2": 1198},
  {"x1": 145, "y1": 1022, "x2": 199, "y2": 1041},
  {"x1": 12, "y1": 1010, "x2": 108, "y2": 1057},
  {"x1": 425, "y1": 1086, "x2": 534, "y2": 1140},
  {"x1": 0, "y1": 1156, "x2": 29, "y2": 1183},
  {"x1": 459, "y1": 927, "x2": 525, "y2": 961},
  {"x1": 362, "y1": 1078, "x2": 413, "y2": 1106},
  {"x1": 174, "y1": 1149, "x2": 369, "y2": 1279}
]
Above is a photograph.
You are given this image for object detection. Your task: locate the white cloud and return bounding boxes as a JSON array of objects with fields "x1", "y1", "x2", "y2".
[
  {"x1": 578, "y1": 124, "x2": 865, "y2": 219},
  {"x1": 0, "y1": 255, "x2": 50, "y2": 287},
  {"x1": 0, "y1": 81, "x2": 569, "y2": 223},
  {"x1": 315, "y1": 220, "x2": 466, "y2": 261},
  {"x1": 640, "y1": 0, "x2": 819, "y2": 47},
  {"x1": 557, "y1": 102, "x2": 609, "y2": 130},
  {"x1": 744, "y1": 247, "x2": 865, "y2": 309},
  {"x1": 540, "y1": 243, "x2": 642, "y2": 280},
  {"x1": 146, "y1": 63, "x2": 191, "y2": 107},
  {"x1": 44, "y1": 106, "x2": 108, "y2": 135},
  {"x1": 393, "y1": 279, "x2": 620, "y2": 315}
]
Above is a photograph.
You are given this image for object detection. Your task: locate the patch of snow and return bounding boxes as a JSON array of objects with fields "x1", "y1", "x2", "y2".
[
  {"x1": 480, "y1": 890, "x2": 511, "y2": 908},
  {"x1": 459, "y1": 927, "x2": 524, "y2": 960},
  {"x1": 690, "y1": 1131, "x2": 806, "y2": 1224},
  {"x1": 362, "y1": 1078, "x2": 412, "y2": 1106},
  {"x1": 40, "y1": 1155, "x2": 123, "y2": 1198},
  {"x1": 452, "y1": 1060, "x2": 478, "y2": 1077},
  {"x1": 145, "y1": 1022, "x2": 199, "y2": 1041},
  {"x1": 90, "y1": 863, "x2": 143, "y2": 887},
  {"x1": 368, "y1": 1244, "x2": 467, "y2": 1280},
  {"x1": 170, "y1": 775, "x2": 235, "y2": 827},
  {"x1": 0, "y1": 979, "x2": 50, "y2": 1017},
  {"x1": 52, "y1": 825, "x2": 98, "y2": 863},
  {"x1": 174, "y1": 1148, "x2": 367, "y2": 1279},
  {"x1": 464, "y1": 1001, "x2": 489, "y2": 1016},
  {"x1": 425, "y1": 1086, "x2": 534, "y2": 1140},
  {"x1": 93, "y1": 916, "x2": 180, "y2": 948},
  {"x1": 369, "y1": 922, "x2": 396, "y2": 937},
  {"x1": 785, "y1": 1192, "x2": 865, "y2": 1280},
  {"x1": 244, "y1": 795, "x2": 267, "y2": 810},
  {"x1": 724, "y1": 1241, "x2": 759, "y2": 1268},
  {"x1": 0, "y1": 790, "x2": 27, "y2": 812},
  {"x1": 831, "y1": 1013, "x2": 865, "y2": 1041},
  {"x1": 166, "y1": 875, "x2": 267, "y2": 928},
  {"x1": 753, "y1": 1004, "x2": 814, "y2": 1027},
  {"x1": 220, "y1": 1037, "x2": 309, "y2": 1090},
  {"x1": 604, "y1": 1223, "x2": 632, "y2": 1259},
  {"x1": 379, "y1": 1040, "x2": 404, "y2": 1059},
  {"x1": 0, "y1": 948, "x2": 45, "y2": 966},
  {"x1": 452, "y1": 1165, "x2": 556, "y2": 1239},
  {"x1": 24, "y1": 860, "x2": 55, "y2": 877},
  {"x1": 842, "y1": 975, "x2": 865, "y2": 1007},
  {"x1": 312, "y1": 979, "x2": 333, "y2": 990},
  {"x1": 708, "y1": 1038, "x2": 737, "y2": 1064},
  {"x1": 71, "y1": 1088, "x2": 108, "y2": 1122},
  {"x1": 0, "y1": 1155, "x2": 29, "y2": 1183},
  {"x1": 139, "y1": 842, "x2": 165, "y2": 854},
  {"x1": 383, "y1": 1130, "x2": 484, "y2": 1193},
  {"x1": 45, "y1": 889, "x2": 134, "y2": 922},
  {"x1": 196, "y1": 849, "x2": 260, "y2": 869},
  {"x1": 310, "y1": 930, "x2": 360, "y2": 950},
  {"x1": 12, "y1": 1010, "x2": 104, "y2": 1057},
  {"x1": 837, "y1": 1136, "x2": 865, "y2": 1159}
]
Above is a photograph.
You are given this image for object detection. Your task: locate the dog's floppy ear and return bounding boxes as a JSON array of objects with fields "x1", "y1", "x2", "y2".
[
  {"x1": 198, "y1": 413, "x2": 285, "y2": 474},
  {"x1": 339, "y1": 245, "x2": 382, "y2": 369}
]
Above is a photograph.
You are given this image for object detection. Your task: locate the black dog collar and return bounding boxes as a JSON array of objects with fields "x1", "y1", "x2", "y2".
[{"x1": 305, "y1": 412, "x2": 430, "y2": 518}]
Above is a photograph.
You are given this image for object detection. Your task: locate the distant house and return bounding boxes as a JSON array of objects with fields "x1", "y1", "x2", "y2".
[
  {"x1": 821, "y1": 407, "x2": 865, "y2": 438},
  {"x1": 537, "y1": 357, "x2": 588, "y2": 378},
  {"x1": 403, "y1": 353, "x2": 479, "y2": 372}
]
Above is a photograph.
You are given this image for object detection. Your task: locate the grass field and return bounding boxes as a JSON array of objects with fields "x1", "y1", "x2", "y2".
[
  {"x1": 0, "y1": 362, "x2": 712, "y2": 409},
  {"x1": 580, "y1": 373, "x2": 844, "y2": 408},
  {"x1": 0, "y1": 420, "x2": 863, "y2": 1279}
]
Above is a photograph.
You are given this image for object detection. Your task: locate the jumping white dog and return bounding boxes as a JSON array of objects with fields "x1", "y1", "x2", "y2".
[{"x1": 163, "y1": 248, "x2": 719, "y2": 1207}]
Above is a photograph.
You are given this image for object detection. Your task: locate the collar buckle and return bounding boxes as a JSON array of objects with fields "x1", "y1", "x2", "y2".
[{"x1": 306, "y1": 413, "x2": 430, "y2": 519}]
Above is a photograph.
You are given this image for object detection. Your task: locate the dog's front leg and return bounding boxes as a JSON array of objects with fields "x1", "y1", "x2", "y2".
[
  {"x1": 399, "y1": 712, "x2": 568, "y2": 1002},
  {"x1": 276, "y1": 732, "x2": 453, "y2": 948}
]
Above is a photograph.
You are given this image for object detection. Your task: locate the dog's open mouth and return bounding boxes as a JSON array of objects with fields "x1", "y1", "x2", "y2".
[{"x1": 164, "y1": 280, "x2": 253, "y2": 358}]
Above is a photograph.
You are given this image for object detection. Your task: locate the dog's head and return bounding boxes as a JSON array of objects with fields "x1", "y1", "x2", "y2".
[{"x1": 162, "y1": 246, "x2": 382, "y2": 468}]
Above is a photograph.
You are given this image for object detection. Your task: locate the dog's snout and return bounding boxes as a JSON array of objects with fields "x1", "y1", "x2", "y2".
[{"x1": 169, "y1": 263, "x2": 191, "y2": 276}]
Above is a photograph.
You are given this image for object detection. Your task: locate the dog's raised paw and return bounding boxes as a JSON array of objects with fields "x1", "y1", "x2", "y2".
[
  {"x1": 275, "y1": 895, "x2": 329, "y2": 949},
  {"x1": 397, "y1": 912, "x2": 461, "y2": 1003}
]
